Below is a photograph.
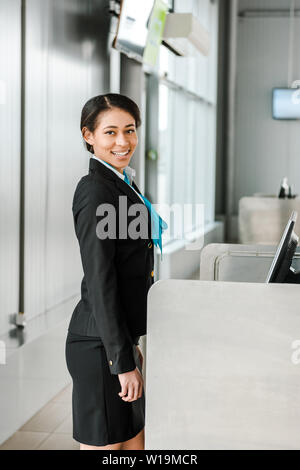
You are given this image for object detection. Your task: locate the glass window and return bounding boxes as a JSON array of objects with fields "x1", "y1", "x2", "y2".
[{"x1": 156, "y1": 0, "x2": 218, "y2": 243}]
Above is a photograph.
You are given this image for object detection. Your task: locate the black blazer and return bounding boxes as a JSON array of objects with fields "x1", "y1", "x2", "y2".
[{"x1": 68, "y1": 157, "x2": 154, "y2": 375}]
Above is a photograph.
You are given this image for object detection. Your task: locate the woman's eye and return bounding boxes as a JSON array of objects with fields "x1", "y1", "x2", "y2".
[{"x1": 105, "y1": 129, "x2": 135, "y2": 135}]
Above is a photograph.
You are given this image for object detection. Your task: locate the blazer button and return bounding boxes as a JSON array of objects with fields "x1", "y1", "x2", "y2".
[
  {"x1": 109, "y1": 360, "x2": 113, "y2": 366},
  {"x1": 151, "y1": 270, "x2": 154, "y2": 277},
  {"x1": 148, "y1": 242, "x2": 153, "y2": 248}
]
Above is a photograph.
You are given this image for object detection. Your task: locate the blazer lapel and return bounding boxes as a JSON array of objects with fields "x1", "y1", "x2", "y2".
[
  {"x1": 114, "y1": 177, "x2": 150, "y2": 229},
  {"x1": 89, "y1": 157, "x2": 150, "y2": 231},
  {"x1": 114, "y1": 177, "x2": 145, "y2": 207},
  {"x1": 131, "y1": 180, "x2": 152, "y2": 235}
]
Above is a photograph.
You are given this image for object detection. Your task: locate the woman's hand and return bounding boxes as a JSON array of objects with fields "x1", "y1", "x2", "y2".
[{"x1": 118, "y1": 367, "x2": 144, "y2": 402}]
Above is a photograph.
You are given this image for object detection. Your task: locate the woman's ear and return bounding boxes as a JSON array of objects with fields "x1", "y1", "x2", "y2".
[{"x1": 82, "y1": 127, "x2": 94, "y2": 146}]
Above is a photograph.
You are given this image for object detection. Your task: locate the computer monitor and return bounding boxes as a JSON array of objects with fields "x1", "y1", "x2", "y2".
[{"x1": 266, "y1": 211, "x2": 300, "y2": 284}]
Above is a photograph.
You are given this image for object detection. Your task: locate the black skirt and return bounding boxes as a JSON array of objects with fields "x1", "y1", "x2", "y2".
[{"x1": 65, "y1": 330, "x2": 145, "y2": 446}]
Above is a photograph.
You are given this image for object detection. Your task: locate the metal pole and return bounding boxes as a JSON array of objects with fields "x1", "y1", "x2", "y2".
[
  {"x1": 225, "y1": 0, "x2": 238, "y2": 242},
  {"x1": 16, "y1": 0, "x2": 26, "y2": 327}
]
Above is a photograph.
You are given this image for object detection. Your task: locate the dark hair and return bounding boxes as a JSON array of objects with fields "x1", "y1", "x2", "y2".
[{"x1": 80, "y1": 93, "x2": 142, "y2": 154}]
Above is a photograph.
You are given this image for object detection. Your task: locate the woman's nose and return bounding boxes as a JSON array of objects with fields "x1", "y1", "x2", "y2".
[{"x1": 115, "y1": 133, "x2": 129, "y2": 145}]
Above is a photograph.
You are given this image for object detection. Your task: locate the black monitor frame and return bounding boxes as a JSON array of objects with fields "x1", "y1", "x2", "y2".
[{"x1": 266, "y1": 211, "x2": 300, "y2": 284}]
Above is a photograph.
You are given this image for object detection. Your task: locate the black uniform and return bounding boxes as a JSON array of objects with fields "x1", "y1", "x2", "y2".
[{"x1": 65, "y1": 156, "x2": 154, "y2": 446}]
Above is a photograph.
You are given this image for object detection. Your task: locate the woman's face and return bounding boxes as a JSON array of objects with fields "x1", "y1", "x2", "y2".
[{"x1": 83, "y1": 107, "x2": 138, "y2": 173}]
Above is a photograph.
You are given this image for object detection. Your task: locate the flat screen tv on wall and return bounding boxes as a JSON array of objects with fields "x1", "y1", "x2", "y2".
[{"x1": 272, "y1": 87, "x2": 300, "y2": 120}]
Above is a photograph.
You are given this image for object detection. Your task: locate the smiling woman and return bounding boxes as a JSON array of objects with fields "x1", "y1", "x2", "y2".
[
  {"x1": 80, "y1": 94, "x2": 141, "y2": 175},
  {"x1": 65, "y1": 93, "x2": 155, "y2": 451}
]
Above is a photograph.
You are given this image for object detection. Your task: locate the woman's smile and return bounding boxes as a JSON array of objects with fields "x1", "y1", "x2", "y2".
[{"x1": 111, "y1": 149, "x2": 131, "y2": 158}]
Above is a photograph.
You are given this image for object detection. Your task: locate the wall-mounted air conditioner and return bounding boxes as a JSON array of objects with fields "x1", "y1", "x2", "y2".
[{"x1": 162, "y1": 13, "x2": 210, "y2": 57}]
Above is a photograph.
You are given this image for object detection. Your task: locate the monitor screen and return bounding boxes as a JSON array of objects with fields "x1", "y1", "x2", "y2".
[
  {"x1": 272, "y1": 88, "x2": 300, "y2": 120},
  {"x1": 265, "y1": 211, "x2": 299, "y2": 283},
  {"x1": 113, "y1": 0, "x2": 155, "y2": 63}
]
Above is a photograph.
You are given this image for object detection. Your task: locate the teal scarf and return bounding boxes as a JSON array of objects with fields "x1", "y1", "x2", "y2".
[{"x1": 122, "y1": 170, "x2": 168, "y2": 260}]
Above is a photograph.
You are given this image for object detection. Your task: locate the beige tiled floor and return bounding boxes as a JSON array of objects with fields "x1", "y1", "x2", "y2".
[{"x1": 0, "y1": 383, "x2": 79, "y2": 450}]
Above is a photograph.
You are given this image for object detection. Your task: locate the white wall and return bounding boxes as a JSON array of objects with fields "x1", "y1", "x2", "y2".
[
  {"x1": 0, "y1": 0, "x2": 20, "y2": 336},
  {"x1": 229, "y1": 0, "x2": 300, "y2": 226}
]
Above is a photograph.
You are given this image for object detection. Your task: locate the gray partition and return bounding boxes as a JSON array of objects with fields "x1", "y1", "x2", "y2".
[
  {"x1": 200, "y1": 243, "x2": 300, "y2": 282},
  {"x1": 145, "y1": 280, "x2": 300, "y2": 450},
  {"x1": 238, "y1": 197, "x2": 300, "y2": 245},
  {"x1": 23, "y1": 0, "x2": 111, "y2": 324}
]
